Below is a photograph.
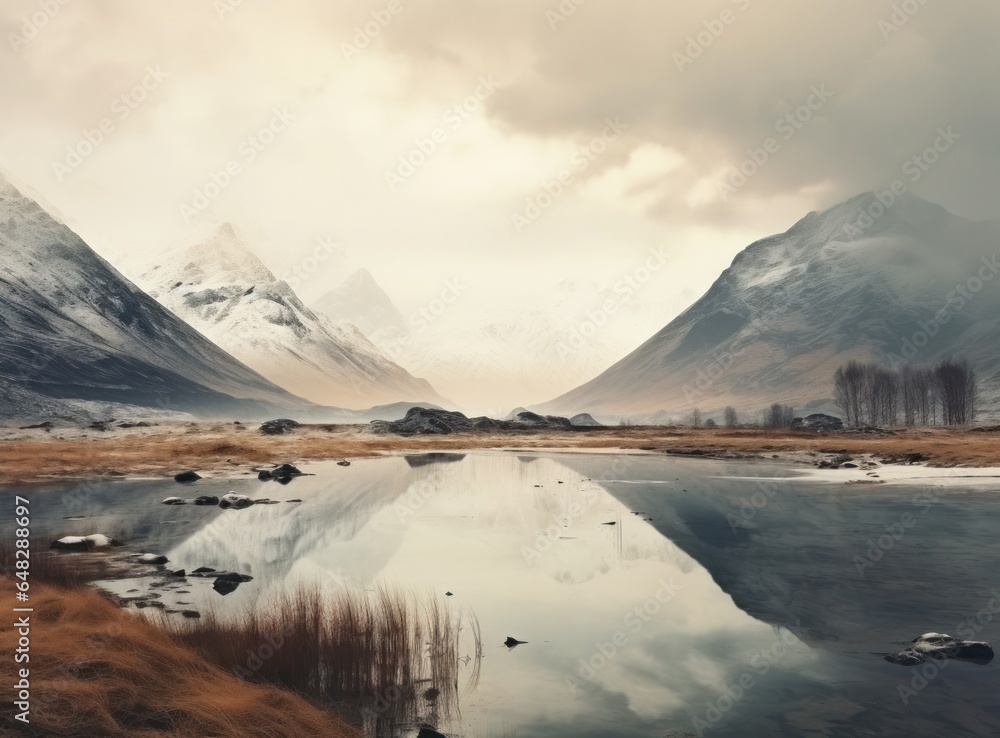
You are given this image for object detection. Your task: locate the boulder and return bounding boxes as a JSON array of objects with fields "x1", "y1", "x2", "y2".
[
  {"x1": 885, "y1": 633, "x2": 994, "y2": 666},
  {"x1": 337, "y1": 460, "x2": 351, "y2": 467},
  {"x1": 219, "y1": 493, "x2": 254, "y2": 509},
  {"x1": 137, "y1": 553, "x2": 169, "y2": 565},
  {"x1": 193, "y1": 495, "x2": 219, "y2": 506},
  {"x1": 259, "y1": 419, "x2": 301, "y2": 435},
  {"x1": 173, "y1": 471, "x2": 201, "y2": 483},
  {"x1": 790, "y1": 414, "x2": 845, "y2": 432},
  {"x1": 162, "y1": 497, "x2": 187, "y2": 505}
]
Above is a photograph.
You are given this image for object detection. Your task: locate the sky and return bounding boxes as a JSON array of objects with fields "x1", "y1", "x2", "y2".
[{"x1": 1, "y1": 0, "x2": 997, "y2": 402}]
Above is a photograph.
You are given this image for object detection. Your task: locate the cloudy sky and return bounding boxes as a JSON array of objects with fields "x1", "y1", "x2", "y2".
[{"x1": 1, "y1": 0, "x2": 996, "y2": 318}]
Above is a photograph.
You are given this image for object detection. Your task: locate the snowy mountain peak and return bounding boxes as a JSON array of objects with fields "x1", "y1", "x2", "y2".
[{"x1": 177, "y1": 223, "x2": 275, "y2": 286}]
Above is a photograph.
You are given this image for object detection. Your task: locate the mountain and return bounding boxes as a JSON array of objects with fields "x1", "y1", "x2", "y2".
[
  {"x1": 0, "y1": 172, "x2": 318, "y2": 420},
  {"x1": 541, "y1": 192, "x2": 1000, "y2": 421},
  {"x1": 137, "y1": 224, "x2": 446, "y2": 410},
  {"x1": 311, "y1": 268, "x2": 410, "y2": 348}
]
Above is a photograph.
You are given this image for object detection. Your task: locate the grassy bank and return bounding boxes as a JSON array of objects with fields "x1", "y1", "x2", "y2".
[{"x1": 0, "y1": 546, "x2": 464, "y2": 737}]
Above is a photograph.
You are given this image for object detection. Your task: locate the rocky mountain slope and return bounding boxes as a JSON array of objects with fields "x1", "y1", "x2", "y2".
[
  {"x1": 541, "y1": 193, "x2": 1000, "y2": 421},
  {"x1": 0, "y1": 173, "x2": 318, "y2": 420},
  {"x1": 137, "y1": 224, "x2": 445, "y2": 409}
]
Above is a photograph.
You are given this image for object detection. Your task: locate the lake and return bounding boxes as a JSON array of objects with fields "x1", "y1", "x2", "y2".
[{"x1": 6, "y1": 451, "x2": 1000, "y2": 737}]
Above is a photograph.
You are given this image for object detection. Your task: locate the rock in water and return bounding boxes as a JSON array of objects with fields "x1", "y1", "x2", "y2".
[
  {"x1": 174, "y1": 471, "x2": 201, "y2": 483},
  {"x1": 219, "y1": 493, "x2": 254, "y2": 509},
  {"x1": 885, "y1": 633, "x2": 995, "y2": 665},
  {"x1": 137, "y1": 553, "x2": 169, "y2": 565},
  {"x1": 193, "y1": 495, "x2": 219, "y2": 506},
  {"x1": 503, "y1": 636, "x2": 528, "y2": 649},
  {"x1": 50, "y1": 534, "x2": 119, "y2": 551},
  {"x1": 337, "y1": 460, "x2": 351, "y2": 466},
  {"x1": 162, "y1": 497, "x2": 187, "y2": 505}
]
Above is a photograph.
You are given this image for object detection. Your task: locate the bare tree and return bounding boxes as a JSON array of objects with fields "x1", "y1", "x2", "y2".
[
  {"x1": 933, "y1": 357, "x2": 978, "y2": 425},
  {"x1": 723, "y1": 406, "x2": 739, "y2": 428},
  {"x1": 765, "y1": 403, "x2": 795, "y2": 429},
  {"x1": 834, "y1": 360, "x2": 865, "y2": 427},
  {"x1": 687, "y1": 408, "x2": 703, "y2": 428}
]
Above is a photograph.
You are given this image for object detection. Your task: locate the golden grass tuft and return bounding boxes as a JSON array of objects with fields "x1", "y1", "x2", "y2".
[{"x1": 0, "y1": 580, "x2": 362, "y2": 737}]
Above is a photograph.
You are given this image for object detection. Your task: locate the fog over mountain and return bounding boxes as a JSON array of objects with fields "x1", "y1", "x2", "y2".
[{"x1": 541, "y1": 192, "x2": 1000, "y2": 421}]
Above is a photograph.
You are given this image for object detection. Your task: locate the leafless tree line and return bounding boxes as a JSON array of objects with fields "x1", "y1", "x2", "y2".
[{"x1": 834, "y1": 357, "x2": 978, "y2": 427}]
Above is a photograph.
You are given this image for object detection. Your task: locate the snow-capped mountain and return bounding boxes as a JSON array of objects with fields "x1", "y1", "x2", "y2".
[
  {"x1": 540, "y1": 192, "x2": 1000, "y2": 420},
  {"x1": 137, "y1": 224, "x2": 445, "y2": 409},
  {"x1": 0, "y1": 172, "x2": 317, "y2": 420}
]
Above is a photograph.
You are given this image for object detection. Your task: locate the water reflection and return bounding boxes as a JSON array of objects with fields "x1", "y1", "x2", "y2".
[{"x1": 4, "y1": 452, "x2": 1000, "y2": 736}]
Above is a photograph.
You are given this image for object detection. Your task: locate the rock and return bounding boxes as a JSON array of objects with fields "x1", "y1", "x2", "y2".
[
  {"x1": 137, "y1": 554, "x2": 169, "y2": 565},
  {"x1": 193, "y1": 495, "x2": 219, "y2": 506},
  {"x1": 881, "y1": 452, "x2": 930, "y2": 465},
  {"x1": 219, "y1": 493, "x2": 254, "y2": 509},
  {"x1": 503, "y1": 636, "x2": 528, "y2": 649},
  {"x1": 51, "y1": 534, "x2": 118, "y2": 551},
  {"x1": 885, "y1": 633, "x2": 994, "y2": 666},
  {"x1": 257, "y1": 470, "x2": 273, "y2": 481},
  {"x1": 170, "y1": 569, "x2": 186, "y2": 577},
  {"x1": 259, "y1": 418, "x2": 301, "y2": 435},
  {"x1": 842, "y1": 462, "x2": 859, "y2": 468},
  {"x1": 192, "y1": 567, "x2": 216, "y2": 574},
  {"x1": 569, "y1": 413, "x2": 601, "y2": 427},
  {"x1": 173, "y1": 471, "x2": 201, "y2": 483},
  {"x1": 212, "y1": 572, "x2": 253, "y2": 596},
  {"x1": 370, "y1": 407, "x2": 576, "y2": 436},
  {"x1": 790, "y1": 414, "x2": 845, "y2": 432},
  {"x1": 337, "y1": 460, "x2": 351, "y2": 466},
  {"x1": 181, "y1": 610, "x2": 201, "y2": 619},
  {"x1": 162, "y1": 497, "x2": 187, "y2": 505}
]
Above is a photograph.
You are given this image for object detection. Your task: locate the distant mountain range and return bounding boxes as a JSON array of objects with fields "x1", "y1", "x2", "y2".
[
  {"x1": 137, "y1": 224, "x2": 446, "y2": 410},
  {"x1": 540, "y1": 192, "x2": 1000, "y2": 422},
  {"x1": 0, "y1": 173, "x2": 317, "y2": 420}
]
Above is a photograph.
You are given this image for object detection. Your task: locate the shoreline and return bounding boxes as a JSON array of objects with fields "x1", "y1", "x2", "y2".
[{"x1": 2, "y1": 422, "x2": 999, "y2": 484}]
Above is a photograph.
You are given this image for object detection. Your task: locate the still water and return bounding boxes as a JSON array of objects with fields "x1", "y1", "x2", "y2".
[{"x1": 6, "y1": 452, "x2": 1000, "y2": 737}]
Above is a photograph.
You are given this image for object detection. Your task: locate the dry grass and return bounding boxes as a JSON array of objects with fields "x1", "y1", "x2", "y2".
[
  {"x1": 170, "y1": 586, "x2": 464, "y2": 734},
  {"x1": 1, "y1": 423, "x2": 999, "y2": 482},
  {"x1": 0, "y1": 579, "x2": 363, "y2": 738}
]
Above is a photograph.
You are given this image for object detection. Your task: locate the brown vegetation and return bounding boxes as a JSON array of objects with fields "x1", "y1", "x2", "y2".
[
  {"x1": 0, "y1": 578, "x2": 363, "y2": 738},
  {"x1": 1, "y1": 422, "x2": 999, "y2": 482}
]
